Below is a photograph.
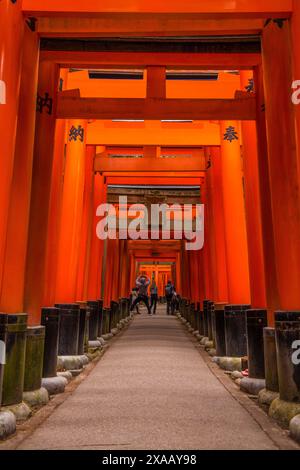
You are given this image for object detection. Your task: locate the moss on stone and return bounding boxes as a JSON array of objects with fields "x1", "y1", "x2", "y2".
[
  {"x1": 2, "y1": 329, "x2": 27, "y2": 406},
  {"x1": 269, "y1": 398, "x2": 300, "y2": 427}
]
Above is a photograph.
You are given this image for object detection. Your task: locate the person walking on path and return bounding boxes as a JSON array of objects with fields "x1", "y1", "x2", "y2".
[
  {"x1": 150, "y1": 280, "x2": 158, "y2": 314},
  {"x1": 130, "y1": 287, "x2": 140, "y2": 314},
  {"x1": 171, "y1": 289, "x2": 179, "y2": 314},
  {"x1": 165, "y1": 280, "x2": 175, "y2": 315},
  {"x1": 130, "y1": 275, "x2": 152, "y2": 315}
]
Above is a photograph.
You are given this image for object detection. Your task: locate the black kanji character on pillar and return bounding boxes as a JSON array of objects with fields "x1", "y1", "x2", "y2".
[
  {"x1": 223, "y1": 126, "x2": 238, "y2": 143},
  {"x1": 69, "y1": 125, "x2": 84, "y2": 142},
  {"x1": 36, "y1": 92, "x2": 53, "y2": 115}
]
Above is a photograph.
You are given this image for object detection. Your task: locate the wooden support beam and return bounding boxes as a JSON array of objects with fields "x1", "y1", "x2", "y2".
[
  {"x1": 65, "y1": 70, "x2": 241, "y2": 100},
  {"x1": 88, "y1": 121, "x2": 220, "y2": 147},
  {"x1": 35, "y1": 16, "x2": 265, "y2": 37},
  {"x1": 135, "y1": 254, "x2": 178, "y2": 260},
  {"x1": 143, "y1": 146, "x2": 161, "y2": 158},
  {"x1": 105, "y1": 172, "x2": 204, "y2": 178},
  {"x1": 103, "y1": 147, "x2": 204, "y2": 158},
  {"x1": 106, "y1": 176, "x2": 203, "y2": 185},
  {"x1": 94, "y1": 156, "x2": 206, "y2": 173},
  {"x1": 40, "y1": 51, "x2": 261, "y2": 70},
  {"x1": 57, "y1": 95, "x2": 256, "y2": 120},
  {"x1": 128, "y1": 240, "x2": 181, "y2": 249},
  {"x1": 40, "y1": 37, "x2": 260, "y2": 55},
  {"x1": 146, "y1": 67, "x2": 166, "y2": 99},
  {"x1": 22, "y1": 0, "x2": 292, "y2": 18}
]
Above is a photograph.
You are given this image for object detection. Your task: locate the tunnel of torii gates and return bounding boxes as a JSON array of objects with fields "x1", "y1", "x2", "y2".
[{"x1": 1, "y1": 0, "x2": 300, "y2": 329}]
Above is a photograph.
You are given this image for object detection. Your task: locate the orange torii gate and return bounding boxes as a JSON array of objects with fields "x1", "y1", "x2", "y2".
[
  {"x1": 21, "y1": 0, "x2": 292, "y2": 17},
  {"x1": 0, "y1": 0, "x2": 300, "y2": 326}
]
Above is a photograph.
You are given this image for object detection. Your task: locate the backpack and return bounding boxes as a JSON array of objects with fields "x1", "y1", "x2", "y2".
[{"x1": 165, "y1": 285, "x2": 174, "y2": 297}]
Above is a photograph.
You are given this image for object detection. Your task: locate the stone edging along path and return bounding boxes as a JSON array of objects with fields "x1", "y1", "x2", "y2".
[
  {"x1": 0, "y1": 315, "x2": 134, "y2": 451},
  {"x1": 177, "y1": 314, "x2": 300, "y2": 451},
  {"x1": 2, "y1": 310, "x2": 299, "y2": 451}
]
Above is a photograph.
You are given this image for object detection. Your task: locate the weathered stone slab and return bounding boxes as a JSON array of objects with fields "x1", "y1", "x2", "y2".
[
  {"x1": 208, "y1": 348, "x2": 217, "y2": 357},
  {"x1": 57, "y1": 354, "x2": 89, "y2": 371},
  {"x1": 214, "y1": 356, "x2": 242, "y2": 372},
  {"x1": 23, "y1": 387, "x2": 49, "y2": 407},
  {"x1": 269, "y1": 398, "x2": 300, "y2": 427},
  {"x1": 240, "y1": 377, "x2": 266, "y2": 395},
  {"x1": 70, "y1": 369, "x2": 82, "y2": 377},
  {"x1": 0, "y1": 411, "x2": 16, "y2": 440},
  {"x1": 42, "y1": 376, "x2": 67, "y2": 395},
  {"x1": 88, "y1": 340, "x2": 102, "y2": 349},
  {"x1": 204, "y1": 340, "x2": 214, "y2": 350},
  {"x1": 102, "y1": 333, "x2": 113, "y2": 341},
  {"x1": 57, "y1": 371, "x2": 73, "y2": 382},
  {"x1": 1, "y1": 401, "x2": 31, "y2": 422},
  {"x1": 258, "y1": 388, "x2": 279, "y2": 407},
  {"x1": 97, "y1": 337, "x2": 106, "y2": 346},
  {"x1": 200, "y1": 336, "x2": 209, "y2": 346},
  {"x1": 231, "y1": 370, "x2": 244, "y2": 380},
  {"x1": 290, "y1": 414, "x2": 300, "y2": 443}
]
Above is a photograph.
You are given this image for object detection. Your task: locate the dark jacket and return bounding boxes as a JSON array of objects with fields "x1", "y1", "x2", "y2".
[{"x1": 165, "y1": 283, "x2": 174, "y2": 298}]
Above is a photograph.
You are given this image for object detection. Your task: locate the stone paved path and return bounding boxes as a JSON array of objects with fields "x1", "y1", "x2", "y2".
[{"x1": 17, "y1": 307, "x2": 279, "y2": 450}]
